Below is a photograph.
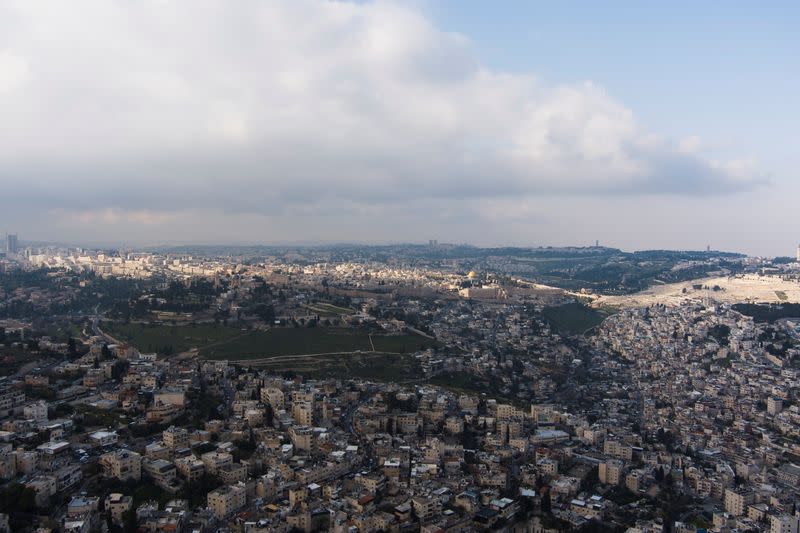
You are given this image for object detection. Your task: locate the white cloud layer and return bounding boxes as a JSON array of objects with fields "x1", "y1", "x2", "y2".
[{"x1": 0, "y1": 0, "x2": 765, "y2": 244}]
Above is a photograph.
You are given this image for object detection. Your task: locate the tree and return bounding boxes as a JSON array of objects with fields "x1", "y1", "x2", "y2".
[
  {"x1": 68, "y1": 337, "x2": 77, "y2": 355},
  {"x1": 18, "y1": 486, "x2": 38, "y2": 512},
  {"x1": 251, "y1": 303, "x2": 275, "y2": 323},
  {"x1": 580, "y1": 466, "x2": 599, "y2": 492},
  {"x1": 541, "y1": 490, "x2": 551, "y2": 513},
  {"x1": 111, "y1": 359, "x2": 130, "y2": 380},
  {"x1": 122, "y1": 507, "x2": 137, "y2": 533},
  {"x1": 0, "y1": 483, "x2": 24, "y2": 514}
]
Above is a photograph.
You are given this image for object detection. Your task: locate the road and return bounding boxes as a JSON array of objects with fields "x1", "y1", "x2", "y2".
[
  {"x1": 228, "y1": 350, "x2": 403, "y2": 365},
  {"x1": 342, "y1": 394, "x2": 372, "y2": 437},
  {"x1": 91, "y1": 307, "x2": 122, "y2": 345}
]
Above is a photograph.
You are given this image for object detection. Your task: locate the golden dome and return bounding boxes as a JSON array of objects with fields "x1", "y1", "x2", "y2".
[{"x1": 467, "y1": 271, "x2": 478, "y2": 279}]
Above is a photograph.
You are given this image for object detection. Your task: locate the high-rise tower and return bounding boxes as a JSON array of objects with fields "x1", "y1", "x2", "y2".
[{"x1": 5, "y1": 234, "x2": 18, "y2": 254}]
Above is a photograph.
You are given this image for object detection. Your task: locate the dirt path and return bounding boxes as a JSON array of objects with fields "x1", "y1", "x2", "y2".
[{"x1": 228, "y1": 350, "x2": 401, "y2": 365}]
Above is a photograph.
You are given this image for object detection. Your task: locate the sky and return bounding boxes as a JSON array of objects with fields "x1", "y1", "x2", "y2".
[{"x1": 0, "y1": 0, "x2": 797, "y2": 256}]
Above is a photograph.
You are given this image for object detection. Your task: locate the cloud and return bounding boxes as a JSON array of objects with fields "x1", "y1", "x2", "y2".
[
  {"x1": 0, "y1": 0, "x2": 764, "y2": 233},
  {"x1": 52, "y1": 208, "x2": 178, "y2": 226},
  {"x1": 0, "y1": 51, "x2": 29, "y2": 93}
]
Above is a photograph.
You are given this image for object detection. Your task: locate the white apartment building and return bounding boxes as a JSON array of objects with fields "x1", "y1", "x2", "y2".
[
  {"x1": 599, "y1": 459, "x2": 624, "y2": 486},
  {"x1": 163, "y1": 426, "x2": 189, "y2": 449},
  {"x1": 100, "y1": 450, "x2": 142, "y2": 481},
  {"x1": 724, "y1": 489, "x2": 754, "y2": 517},
  {"x1": 771, "y1": 514, "x2": 800, "y2": 533},
  {"x1": 201, "y1": 451, "x2": 233, "y2": 475},
  {"x1": 104, "y1": 493, "x2": 133, "y2": 525},
  {"x1": 208, "y1": 483, "x2": 246, "y2": 518}
]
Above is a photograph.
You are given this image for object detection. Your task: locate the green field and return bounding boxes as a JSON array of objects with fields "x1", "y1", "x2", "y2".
[
  {"x1": 103, "y1": 321, "x2": 439, "y2": 359},
  {"x1": 542, "y1": 301, "x2": 613, "y2": 335},
  {"x1": 104, "y1": 322, "x2": 244, "y2": 354},
  {"x1": 305, "y1": 302, "x2": 355, "y2": 316},
  {"x1": 200, "y1": 328, "x2": 439, "y2": 359},
  {"x1": 247, "y1": 351, "x2": 424, "y2": 382}
]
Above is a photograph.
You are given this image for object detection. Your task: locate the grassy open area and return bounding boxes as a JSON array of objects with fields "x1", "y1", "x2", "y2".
[
  {"x1": 104, "y1": 321, "x2": 439, "y2": 359},
  {"x1": 248, "y1": 351, "x2": 424, "y2": 382},
  {"x1": 542, "y1": 301, "x2": 613, "y2": 335},
  {"x1": 200, "y1": 327, "x2": 439, "y2": 359},
  {"x1": 104, "y1": 321, "x2": 244, "y2": 354},
  {"x1": 305, "y1": 302, "x2": 355, "y2": 316}
]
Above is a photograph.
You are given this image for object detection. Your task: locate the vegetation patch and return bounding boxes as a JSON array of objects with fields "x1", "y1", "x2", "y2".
[
  {"x1": 105, "y1": 320, "x2": 439, "y2": 359},
  {"x1": 103, "y1": 321, "x2": 244, "y2": 355},
  {"x1": 707, "y1": 324, "x2": 731, "y2": 346},
  {"x1": 733, "y1": 303, "x2": 800, "y2": 323},
  {"x1": 247, "y1": 351, "x2": 425, "y2": 382},
  {"x1": 542, "y1": 301, "x2": 613, "y2": 335},
  {"x1": 200, "y1": 328, "x2": 439, "y2": 359},
  {"x1": 428, "y1": 371, "x2": 524, "y2": 406},
  {"x1": 305, "y1": 302, "x2": 355, "y2": 316}
]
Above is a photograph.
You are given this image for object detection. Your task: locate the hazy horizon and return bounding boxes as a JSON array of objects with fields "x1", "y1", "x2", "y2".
[
  {"x1": 8, "y1": 237, "x2": 767, "y2": 258},
  {"x1": 1, "y1": 1, "x2": 797, "y2": 256}
]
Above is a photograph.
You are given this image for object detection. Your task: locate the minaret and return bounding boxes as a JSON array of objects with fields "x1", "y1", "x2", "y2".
[{"x1": 796, "y1": 244, "x2": 800, "y2": 262}]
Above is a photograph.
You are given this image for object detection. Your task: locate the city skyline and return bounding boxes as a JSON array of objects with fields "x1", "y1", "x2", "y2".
[
  {"x1": 4, "y1": 232, "x2": 800, "y2": 260},
  {"x1": 1, "y1": 1, "x2": 797, "y2": 255}
]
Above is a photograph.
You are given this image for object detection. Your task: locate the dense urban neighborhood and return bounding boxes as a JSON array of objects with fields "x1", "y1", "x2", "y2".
[{"x1": 1, "y1": 241, "x2": 800, "y2": 532}]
